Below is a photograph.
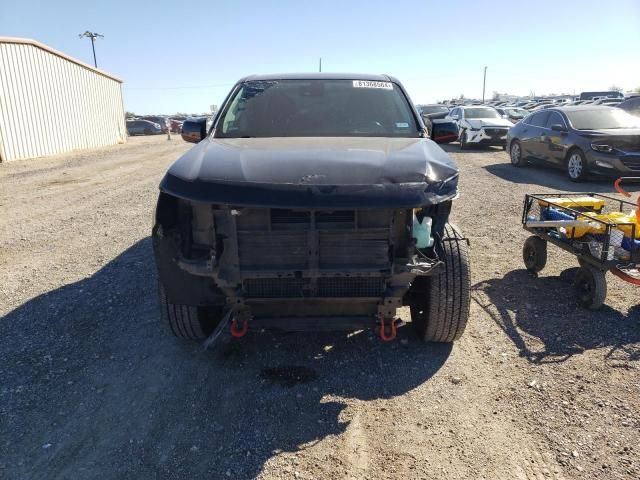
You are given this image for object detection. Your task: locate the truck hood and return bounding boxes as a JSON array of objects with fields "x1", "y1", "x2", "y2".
[
  {"x1": 465, "y1": 118, "x2": 513, "y2": 129},
  {"x1": 160, "y1": 137, "x2": 459, "y2": 208}
]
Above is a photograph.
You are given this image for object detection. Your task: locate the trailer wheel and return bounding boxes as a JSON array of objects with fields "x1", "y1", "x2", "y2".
[
  {"x1": 158, "y1": 283, "x2": 224, "y2": 340},
  {"x1": 410, "y1": 223, "x2": 471, "y2": 343},
  {"x1": 523, "y1": 236, "x2": 547, "y2": 273},
  {"x1": 574, "y1": 265, "x2": 607, "y2": 310}
]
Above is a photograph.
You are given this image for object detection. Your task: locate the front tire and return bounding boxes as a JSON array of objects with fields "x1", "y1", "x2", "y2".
[
  {"x1": 510, "y1": 140, "x2": 526, "y2": 167},
  {"x1": 410, "y1": 223, "x2": 471, "y2": 343},
  {"x1": 566, "y1": 149, "x2": 588, "y2": 182},
  {"x1": 159, "y1": 284, "x2": 224, "y2": 340},
  {"x1": 459, "y1": 129, "x2": 467, "y2": 149}
]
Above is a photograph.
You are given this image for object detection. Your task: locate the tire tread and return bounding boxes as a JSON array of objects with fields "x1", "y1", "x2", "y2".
[
  {"x1": 411, "y1": 223, "x2": 471, "y2": 343},
  {"x1": 158, "y1": 284, "x2": 221, "y2": 340}
]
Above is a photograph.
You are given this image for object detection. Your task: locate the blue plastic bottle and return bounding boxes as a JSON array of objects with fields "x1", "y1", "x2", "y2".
[{"x1": 413, "y1": 215, "x2": 434, "y2": 249}]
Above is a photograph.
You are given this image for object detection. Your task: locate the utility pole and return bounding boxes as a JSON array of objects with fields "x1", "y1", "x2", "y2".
[
  {"x1": 319, "y1": 57, "x2": 322, "y2": 73},
  {"x1": 482, "y1": 66, "x2": 487, "y2": 104},
  {"x1": 79, "y1": 31, "x2": 104, "y2": 68}
]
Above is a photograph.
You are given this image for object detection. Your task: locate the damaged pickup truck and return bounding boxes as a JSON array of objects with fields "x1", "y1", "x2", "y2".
[{"x1": 153, "y1": 73, "x2": 470, "y2": 343}]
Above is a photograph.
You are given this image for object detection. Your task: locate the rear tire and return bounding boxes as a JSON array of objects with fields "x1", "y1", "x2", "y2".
[
  {"x1": 523, "y1": 236, "x2": 547, "y2": 273},
  {"x1": 159, "y1": 283, "x2": 224, "y2": 340},
  {"x1": 574, "y1": 265, "x2": 607, "y2": 309},
  {"x1": 410, "y1": 223, "x2": 471, "y2": 343}
]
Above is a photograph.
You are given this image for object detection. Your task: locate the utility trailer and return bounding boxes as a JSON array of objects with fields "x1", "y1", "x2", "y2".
[{"x1": 521, "y1": 179, "x2": 640, "y2": 309}]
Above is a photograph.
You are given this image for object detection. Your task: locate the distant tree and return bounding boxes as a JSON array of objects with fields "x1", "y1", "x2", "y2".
[
  {"x1": 608, "y1": 85, "x2": 623, "y2": 92},
  {"x1": 125, "y1": 111, "x2": 136, "y2": 118},
  {"x1": 634, "y1": 86, "x2": 640, "y2": 93},
  {"x1": 492, "y1": 91, "x2": 500, "y2": 101},
  {"x1": 459, "y1": 94, "x2": 465, "y2": 100}
]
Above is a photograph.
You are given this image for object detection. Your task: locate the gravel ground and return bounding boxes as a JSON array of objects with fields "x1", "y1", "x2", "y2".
[{"x1": 1, "y1": 136, "x2": 638, "y2": 480}]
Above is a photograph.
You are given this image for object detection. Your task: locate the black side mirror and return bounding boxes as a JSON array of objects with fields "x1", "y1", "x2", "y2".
[
  {"x1": 181, "y1": 117, "x2": 208, "y2": 143},
  {"x1": 550, "y1": 124, "x2": 567, "y2": 133}
]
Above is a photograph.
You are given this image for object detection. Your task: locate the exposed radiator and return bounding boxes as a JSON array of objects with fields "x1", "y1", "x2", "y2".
[
  {"x1": 235, "y1": 208, "x2": 392, "y2": 271},
  {"x1": 234, "y1": 208, "x2": 393, "y2": 298}
]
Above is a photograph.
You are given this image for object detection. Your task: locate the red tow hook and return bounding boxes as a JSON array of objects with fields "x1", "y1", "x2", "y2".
[
  {"x1": 230, "y1": 318, "x2": 248, "y2": 338},
  {"x1": 614, "y1": 177, "x2": 640, "y2": 224},
  {"x1": 378, "y1": 314, "x2": 397, "y2": 342}
]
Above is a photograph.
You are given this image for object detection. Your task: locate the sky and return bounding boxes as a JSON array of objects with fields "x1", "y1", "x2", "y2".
[{"x1": 2, "y1": 0, "x2": 639, "y2": 115}]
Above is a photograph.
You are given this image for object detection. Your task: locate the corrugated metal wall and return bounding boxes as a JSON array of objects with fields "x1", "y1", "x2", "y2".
[{"x1": 0, "y1": 39, "x2": 126, "y2": 162}]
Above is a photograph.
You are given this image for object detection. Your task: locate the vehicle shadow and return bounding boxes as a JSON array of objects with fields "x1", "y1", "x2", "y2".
[
  {"x1": 482, "y1": 162, "x2": 640, "y2": 194},
  {"x1": 0, "y1": 238, "x2": 451, "y2": 479},
  {"x1": 440, "y1": 143, "x2": 504, "y2": 154},
  {"x1": 472, "y1": 268, "x2": 640, "y2": 364}
]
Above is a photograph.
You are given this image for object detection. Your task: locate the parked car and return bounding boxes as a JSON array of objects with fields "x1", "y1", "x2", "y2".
[
  {"x1": 153, "y1": 73, "x2": 471, "y2": 345},
  {"x1": 593, "y1": 97, "x2": 623, "y2": 105},
  {"x1": 169, "y1": 118, "x2": 183, "y2": 133},
  {"x1": 579, "y1": 91, "x2": 624, "y2": 101},
  {"x1": 496, "y1": 107, "x2": 529, "y2": 123},
  {"x1": 618, "y1": 96, "x2": 640, "y2": 117},
  {"x1": 507, "y1": 106, "x2": 640, "y2": 181},
  {"x1": 449, "y1": 105, "x2": 512, "y2": 149},
  {"x1": 419, "y1": 104, "x2": 459, "y2": 143},
  {"x1": 530, "y1": 103, "x2": 557, "y2": 112},
  {"x1": 139, "y1": 116, "x2": 170, "y2": 133},
  {"x1": 126, "y1": 119, "x2": 162, "y2": 136}
]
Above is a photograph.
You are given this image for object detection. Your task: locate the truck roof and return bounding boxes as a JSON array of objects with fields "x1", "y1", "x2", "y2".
[{"x1": 238, "y1": 73, "x2": 398, "y2": 82}]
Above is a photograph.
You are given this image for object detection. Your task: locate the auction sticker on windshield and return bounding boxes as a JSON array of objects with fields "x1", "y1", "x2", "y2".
[{"x1": 352, "y1": 80, "x2": 393, "y2": 89}]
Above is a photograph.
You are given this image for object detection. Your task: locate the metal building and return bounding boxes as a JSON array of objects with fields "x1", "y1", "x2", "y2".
[{"x1": 0, "y1": 37, "x2": 126, "y2": 163}]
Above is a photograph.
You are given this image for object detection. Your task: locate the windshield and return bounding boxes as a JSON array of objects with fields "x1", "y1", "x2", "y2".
[
  {"x1": 565, "y1": 109, "x2": 640, "y2": 130},
  {"x1": 421, "y1": 105, "x2": 449, "y2": 115},
  {"x1": 464, "y1": 107, "x2": 500, "y2": 119},
  {"x1": 215, "y1": 79, "x2": 419, "y2": 138}
]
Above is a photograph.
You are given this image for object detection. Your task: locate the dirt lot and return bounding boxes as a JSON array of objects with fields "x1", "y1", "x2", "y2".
[{"x1": 1, "y1": 135, "x2": 638, "y2": 480}]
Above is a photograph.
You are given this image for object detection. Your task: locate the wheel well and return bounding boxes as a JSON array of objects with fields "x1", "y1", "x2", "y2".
[{"x1": 564, "y1": 146, "x2": 582, "y2": 164}]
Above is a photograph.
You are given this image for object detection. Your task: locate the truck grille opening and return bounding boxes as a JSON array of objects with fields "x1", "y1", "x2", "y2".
[
  {"x1": 271, "y1": 209, "x2": 311, "y2": 229},
  {"x1": 235, "y1": 208, "x2": 393, "y2": 272},
  {"x1": 316, "y1": 210, "x2": 355, "y2": 228}
]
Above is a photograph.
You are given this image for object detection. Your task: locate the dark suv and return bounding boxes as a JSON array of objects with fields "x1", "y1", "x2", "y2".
[{"x1": 153, "y1": 74, "x2": 470, "y2": 344}]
